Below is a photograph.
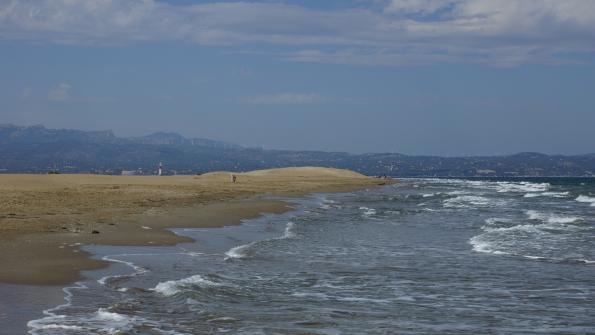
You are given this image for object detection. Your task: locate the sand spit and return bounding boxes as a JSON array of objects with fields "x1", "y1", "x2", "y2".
[{"x1": 0, "y1": 167, "x2": 387, "y2": 285}]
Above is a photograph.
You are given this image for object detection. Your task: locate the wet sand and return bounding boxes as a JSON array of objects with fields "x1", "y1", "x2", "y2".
[
  {"x1": 0, "y1": 284, "x2": 65, "y2": 335},
  {"x1": 0, "y1": 167, "x2": 387, "y2": 285}
]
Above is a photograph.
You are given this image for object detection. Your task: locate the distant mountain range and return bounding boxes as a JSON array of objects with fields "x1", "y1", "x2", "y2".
[{"x1": 1, "y1": 124, "x2": 593, "y2": 177}]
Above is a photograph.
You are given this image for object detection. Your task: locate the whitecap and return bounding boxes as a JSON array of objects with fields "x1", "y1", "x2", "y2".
[
  {"x1": 153, "y1": 274, "x2": 224, "y2": 297},
  {"x1": 523, "y1": 193, "x2": 540, "y2": 198},
  {"x1": 319, "y1": 198, "x2": 339, "y2": 210},
  {"x1": 526, "y1": 210, "x2": 583, "y2": 225},
  {"x1": 443, "y1": 195, "x2": 502, "y2": 208},
  {"x1": 446, "y1": 190, "x2": 469, "y2": 195},
  {"x1": 185, "y1": 251, "x2": 203, "y2": 257},
  {"x1": 576, "y1": 195, "x2": 595, "y2": 206},
  {"x1": 546, "y1": 216, "x2": 584, "y2": 224},
  {"x1": 96, "y1": 308, "x2": 129, "y2": 322},
  {"x1": 280, "y1": 221, "x2": 297, "y2": 239},
  {"x1": 224, "y1": 242, "x2": 255, "y2": 260},
  {"x1": 469, "y1": 235, "x2": 510, "y2": 255},
  {"x1": 482, "y1": 224, "x2": 546, "y2": 235},
  {"x1": 526, "y1": 210, "x2": 546, "y2": 221},
  {"x1": 579, "y1": 259, "x2": 595, "y2": 264},
  {"x1": 484, "y1": 217, "x2": 515, "y2": 226},
  {"x1": 31, "y1": 324, "x2": 85, "y2": 331},
  {"x1": 524, "y1": 191, "x2": 569, "y2": 198},
  {"x1": 495, "y1": 181, "x2": 550, "y2": 193},
  {"x1": 359, "y1": 206, "x2": 376, "y2": 216}
]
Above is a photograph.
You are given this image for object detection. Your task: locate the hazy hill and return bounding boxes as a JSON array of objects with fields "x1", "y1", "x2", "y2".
[{"x1": 0, "y1": 125, "x2": 593, "y2": 177}]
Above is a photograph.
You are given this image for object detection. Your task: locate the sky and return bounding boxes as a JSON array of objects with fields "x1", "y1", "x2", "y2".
[{"x1": 1, "y1": 0, "x2": 594, "y2": 156}]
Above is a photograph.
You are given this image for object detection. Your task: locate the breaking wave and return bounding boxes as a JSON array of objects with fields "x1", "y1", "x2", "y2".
[
  {"x1": 424, "y1": 178, "x2": 550, "y2": 194},
  {"x1": 443, "y1": 195, "x2": 505, "y2": 209},
  {"x1": 524, "y1": 192, "x2": 569, "y2": 198},
  {"x1": 359, "y1": 206, "x2": 377, "y2": 216},
  {"x1": 525, "y1": 210, "x2": 584, "y2": 225},
  {"x1": 495, "y1": 181, "x2": 550, "y2": 193},
  {"x1": 281, "y1": 221, "x2": 297, "y2": 239},
  {"x1": 224, "y1": 242, "x2": 255, "y2": 260},
  {"x1": 153, "y1": 274, "x2": 226, "y2": 297},
  {"x1": 576, "y1": 195, "x2": 595, "y2": 207},
  {"x1": 471, "y1": 208, "x2": 590, "y2": 262}
]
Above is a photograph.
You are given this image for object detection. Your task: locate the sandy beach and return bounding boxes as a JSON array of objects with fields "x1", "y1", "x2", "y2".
[{"x1": 0, "y1": 167, "x2": 386, "y2": 285}]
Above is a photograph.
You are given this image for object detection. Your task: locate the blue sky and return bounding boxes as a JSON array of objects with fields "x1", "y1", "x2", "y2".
[{"x1": 1, "y1": 0, "x2": 595, "y2": 155}]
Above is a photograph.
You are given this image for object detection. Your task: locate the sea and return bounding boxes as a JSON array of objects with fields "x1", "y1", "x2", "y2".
[{"x1": 24, "y1": 177, "x2": 595, "y2": 334}]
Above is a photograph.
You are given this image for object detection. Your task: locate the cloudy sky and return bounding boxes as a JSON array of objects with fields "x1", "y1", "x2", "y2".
[{"x1": 1, "y1": 0, "x2": 594, "y2": 155}]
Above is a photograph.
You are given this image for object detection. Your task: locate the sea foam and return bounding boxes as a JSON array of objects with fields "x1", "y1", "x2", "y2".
[
  {"x1": 469, "y1": 235, "x2": 510, "y2": 255},
  {"x1": 153, "y1": 274, "x2": 224, "y2": 297},
  {"x1": 443, "y1": 195, "x2": 499, "y2": 208},
  {"x1": 96, "y1": 308, "x2": 129, "y2": 322},
  {"x1": 495, "y1": 181, "x2": 550, "y2": 193},
  {"x1": 359, "y1": 206, "x2": 377, "y2": 216},
  {"x1": 576, "y1": 195, "x2": 595, "y2": 206},
  {"x1": 524, "y1": 191, "x2": 569, "y2": 198},
  {"x1": 224, "y1": 242, "x2": 255, "y2": 260},
  {"x1": 281, "y1": 221, "x2": 297, "y2": 239},
  {"x1": 526, "y1": 210, "x2": 583, "y2": 225}
]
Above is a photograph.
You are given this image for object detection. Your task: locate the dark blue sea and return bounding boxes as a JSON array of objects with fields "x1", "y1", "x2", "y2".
[{"x1": 28, "y1": 178, "x2": 595, "y2": 334}]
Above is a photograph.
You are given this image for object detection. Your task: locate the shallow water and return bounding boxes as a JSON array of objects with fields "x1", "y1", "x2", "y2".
[{"x1": 27, "y1": 178, "x2": 595, "y2": 334}]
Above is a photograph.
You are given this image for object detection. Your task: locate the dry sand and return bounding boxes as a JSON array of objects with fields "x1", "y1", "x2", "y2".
[{"x1": 0, "y1": 167, "x2": 388, "y2": 285}]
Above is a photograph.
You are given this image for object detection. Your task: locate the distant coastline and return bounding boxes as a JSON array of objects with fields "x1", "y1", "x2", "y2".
[{"x1": 1, "y1": 124, "x2": 594, "y2": 177}]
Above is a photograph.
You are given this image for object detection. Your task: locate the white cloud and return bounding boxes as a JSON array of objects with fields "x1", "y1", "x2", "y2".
[
  {"x1": 242, "y1": 93, "x2": 328, "y2": 105},
  {"x1": 48, "y1": 83, "x2": 71, "y2": 101},
  {"x1": 0, "y1": 0, "x2": 594, "y2": 66},
  {"x1": 384, "y1": 0, "x2": 459, "y2": 14}
]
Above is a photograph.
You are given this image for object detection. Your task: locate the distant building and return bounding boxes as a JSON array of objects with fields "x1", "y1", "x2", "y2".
[{"x1": 121, "y1": 170, "x2": 137, "y2": 176}]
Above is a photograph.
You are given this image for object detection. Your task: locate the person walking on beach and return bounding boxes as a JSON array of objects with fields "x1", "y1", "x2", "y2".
[{"x1": 230, "y1": 173, "x2": 237, "y2": 183}]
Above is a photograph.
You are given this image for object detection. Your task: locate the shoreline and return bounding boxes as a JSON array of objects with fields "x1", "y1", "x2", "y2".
[
  {"x1": 22, "y1": 195, "x2": 322, "y2": 335},
  {"x1": 2, "y1": 200, "x2": 299, "y2": 335},
  {"x1": 1, "y1": 167, "x2": 389, "y2": 285}
]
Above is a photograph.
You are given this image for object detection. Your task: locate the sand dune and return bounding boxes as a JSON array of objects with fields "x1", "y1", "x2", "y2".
[{"x1": 244, "y1": 167, "x2": 365, "y2": 178}]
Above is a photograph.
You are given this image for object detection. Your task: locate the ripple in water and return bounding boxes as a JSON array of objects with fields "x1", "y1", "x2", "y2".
[{"x1": 29, "y1": 178, "x2": 595, "y2": 334}]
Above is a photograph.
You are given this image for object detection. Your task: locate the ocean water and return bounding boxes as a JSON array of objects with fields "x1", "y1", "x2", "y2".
[{"x1": 27, "y1": 178, "x2": 595, "y2": 334}]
